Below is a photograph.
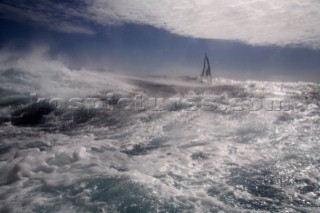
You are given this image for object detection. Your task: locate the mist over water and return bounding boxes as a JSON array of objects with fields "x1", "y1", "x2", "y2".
[{"x1": 0, "y1": 54, "x2": 320, "y2": 212}]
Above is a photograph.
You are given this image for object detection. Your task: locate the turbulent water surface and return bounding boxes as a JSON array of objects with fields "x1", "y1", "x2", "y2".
[{"x1": 1, "y1": 67, "x2": 320, "y2": 212}]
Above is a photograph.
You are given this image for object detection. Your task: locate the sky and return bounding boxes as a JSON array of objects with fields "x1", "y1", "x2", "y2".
[{"x1": 0, "y1": 0, "x2": 320, "y2": 82}]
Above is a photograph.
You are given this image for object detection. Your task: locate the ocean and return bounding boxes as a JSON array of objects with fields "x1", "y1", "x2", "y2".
[{"x1": 1, "y1": 67, "x2": 320, "y2": 212}]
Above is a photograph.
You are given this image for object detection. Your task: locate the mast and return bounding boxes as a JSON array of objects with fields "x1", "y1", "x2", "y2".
[
  {"x1": 201, "y1": 53, "x2": 211, "y2": 78},
  {"x1": 201, "y1": 53, "x2": 207, "y2": 77},
  {"x1": 205, "y1": 55, "x2": 211, "y2": 77}
]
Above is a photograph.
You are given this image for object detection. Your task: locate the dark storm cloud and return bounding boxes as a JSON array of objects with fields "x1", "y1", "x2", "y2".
[{"x1": 0, "y1": 0, "x2": 94, "y2": 34}]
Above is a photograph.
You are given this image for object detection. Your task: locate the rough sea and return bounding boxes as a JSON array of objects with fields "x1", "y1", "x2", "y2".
[{"x1": 1, "y1": 65, "x2": 320, "y2": 212}]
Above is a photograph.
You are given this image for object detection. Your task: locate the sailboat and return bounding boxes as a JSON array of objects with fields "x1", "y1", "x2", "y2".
[{"x1": 200, "y1": 53, "x2": 212, "y2": 83}]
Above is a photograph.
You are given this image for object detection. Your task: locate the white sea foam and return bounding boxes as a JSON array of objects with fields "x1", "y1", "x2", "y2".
[{"x1": 0, "y1": 67, "x2": 320, "y2": 212}]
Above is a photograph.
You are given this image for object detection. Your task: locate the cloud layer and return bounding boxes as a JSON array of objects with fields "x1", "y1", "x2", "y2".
[
  {"x1": 88, "y1": 0, "x2": 320, "y2": 48},
  {"x1": 1, "y1": 0, "x2": 320, "y2": 48}
]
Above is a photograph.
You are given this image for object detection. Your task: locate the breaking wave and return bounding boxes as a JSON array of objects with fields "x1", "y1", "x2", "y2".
[{"x1": 0, "y1": 58, "x2": 320, "y2": 212}]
